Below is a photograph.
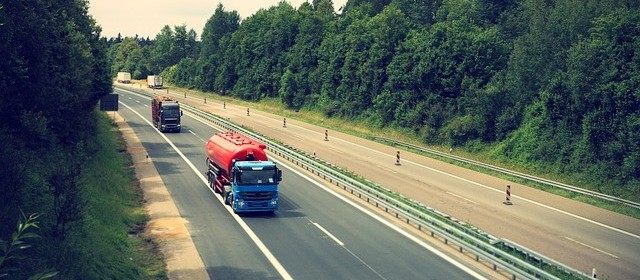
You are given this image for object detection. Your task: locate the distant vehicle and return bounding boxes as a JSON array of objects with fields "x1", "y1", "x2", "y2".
[
  {"x1": 117, "y1": 72, "x2": 131, "y2": 83},
  {"x1": 151, "y1": 96, "x2": 182, "y2": 132},
  {"x1": 147, "y1": 75, "x2": 163, "y2": 89},
  {"x1": 206, "y1": 132, "x2": 282, "y2": 214}
]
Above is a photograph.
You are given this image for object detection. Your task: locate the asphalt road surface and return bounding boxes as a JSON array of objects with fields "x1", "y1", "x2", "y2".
[{"x1": 116, "y1": 87, "x2": 486, "y2": 280}]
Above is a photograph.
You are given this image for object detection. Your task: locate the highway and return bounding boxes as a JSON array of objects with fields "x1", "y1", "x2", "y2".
[
  {"x1": 115, "y1": 87, "x2": 486, "y2": 280},
  {"x1": 114, "y1": 83, "x2": 640, "y2": 280}
]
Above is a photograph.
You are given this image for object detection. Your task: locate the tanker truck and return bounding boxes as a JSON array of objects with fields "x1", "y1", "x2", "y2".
[
  {"x1": 206, "y1": 132, "x2": 282, "y2": 214},
  {"x1": 151, "y1": 96, "x2": 182, "y2": 132}
]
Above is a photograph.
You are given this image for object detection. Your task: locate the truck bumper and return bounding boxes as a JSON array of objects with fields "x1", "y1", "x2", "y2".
[
  {"x1": 232, "y1": 199, "x2": 278, "y2": 212},
  {"x1": 160, "y1": 124, "x2": 181, "y2": 132}
]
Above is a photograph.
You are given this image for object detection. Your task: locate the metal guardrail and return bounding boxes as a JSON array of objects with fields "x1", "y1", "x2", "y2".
[
  {"x1": 375, "y1": 137, "x2": 640, "y2": 210},
  {"x1": 116, "y1": 85, "x2": 591, "y2": 280}
]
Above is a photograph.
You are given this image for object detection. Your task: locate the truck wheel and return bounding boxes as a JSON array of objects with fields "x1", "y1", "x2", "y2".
[{"x1": 223, "y1": 191, "x2": 231, "y2": 205}]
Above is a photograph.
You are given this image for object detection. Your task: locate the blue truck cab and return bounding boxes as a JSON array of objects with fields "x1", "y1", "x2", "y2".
[{"x1": 228, "y1": 160, "x2": 282, "y2": 213}]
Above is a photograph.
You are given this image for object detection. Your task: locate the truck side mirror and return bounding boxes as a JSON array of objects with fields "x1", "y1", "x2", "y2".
[
  {"x1": 180, "y1": 110, "x2": 183, "y2": 116},
  {"x1": 277, "y1": 169, "x2": 282, "y2": 182}
]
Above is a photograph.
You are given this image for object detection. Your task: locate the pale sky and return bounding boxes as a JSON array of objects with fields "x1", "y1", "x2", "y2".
[{"x1": 88, "y1": 0, "x2": 348, "y2": 39}]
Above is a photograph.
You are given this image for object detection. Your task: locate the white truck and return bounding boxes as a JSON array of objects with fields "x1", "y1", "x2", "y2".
[
  {"x1": 117, "y1": 72, "x2": 131, "y2": 83},
  {"x1": 147, "y1": 75, "x2": 163, "y2": 89}
]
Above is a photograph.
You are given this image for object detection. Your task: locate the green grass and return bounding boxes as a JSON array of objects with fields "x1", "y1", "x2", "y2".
[{"x1": 68, "y1": 112, "x2": 166, "y2": 279}]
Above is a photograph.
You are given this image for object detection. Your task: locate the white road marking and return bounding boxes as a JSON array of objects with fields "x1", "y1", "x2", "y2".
[
  {"x1": 119, "y1": 100, "x2": 293, "y2": 280},
  {"x1": 271, "y1": 113, "x2": 640, "y2": 240},
  {"x1": 143, "y1": 104, "x2": 149, "y2": 107},
  {"x1": 311, "y1": 221, "x2": 344, "y2": 246},
  {"x1": 308, "y1": 219, "x2": 388, "y2": 280},
  {"x1": 188, "y1": 129, "x2": 208, "y2": 143},
  {"x1": 446, "y1": 191, "x2": 479, "y2": 205},
  {"x1": 564, "y1": 236, "x2": 619, "y2": 258}
]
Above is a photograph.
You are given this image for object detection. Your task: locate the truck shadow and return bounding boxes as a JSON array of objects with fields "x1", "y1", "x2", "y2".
[
  {"x1": 150, "y1": 160, "x2": 182, "y2": 176},
  {"x1": 239, "y1": 195, "x2": 305, "y2": 219},
  {"x1": 207, "y1": 265, "x2": 280, "y2": 280}
]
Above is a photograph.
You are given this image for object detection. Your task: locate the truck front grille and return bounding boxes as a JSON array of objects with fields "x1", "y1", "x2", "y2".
[{"x1": 240, "y1": 191, "x2": 275, "y2": 201}]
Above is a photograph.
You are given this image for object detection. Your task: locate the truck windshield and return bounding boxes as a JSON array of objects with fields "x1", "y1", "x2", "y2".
[
  {"x1": 238, "y1": 170, "x2": 276, "y2": 185},
  {"x1": 161, "y1": 107, "x2": 180, "y2": 117}
]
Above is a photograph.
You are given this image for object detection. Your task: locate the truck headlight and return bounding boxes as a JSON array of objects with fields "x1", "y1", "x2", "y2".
[{"x1": 270, "y1": 200, "x2": 277, "y2": 205}]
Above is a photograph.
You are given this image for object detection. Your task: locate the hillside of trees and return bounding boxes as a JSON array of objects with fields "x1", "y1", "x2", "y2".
[{"x1": 109, "y1": 0, "x2": 640, "y2": 201}]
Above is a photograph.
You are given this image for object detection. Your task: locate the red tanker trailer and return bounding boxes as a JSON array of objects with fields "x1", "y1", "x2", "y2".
[{"x1": 206, "y1": 132, "x2": 282, "y2": 213}]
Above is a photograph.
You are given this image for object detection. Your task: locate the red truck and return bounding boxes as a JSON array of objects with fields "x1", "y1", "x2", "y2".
[
  {"x1": 151, "y1": 96, "x2": 182, "y2": 132},
  {"x1": 206, "y1": 132, "x2": 282, "y2": 213}
]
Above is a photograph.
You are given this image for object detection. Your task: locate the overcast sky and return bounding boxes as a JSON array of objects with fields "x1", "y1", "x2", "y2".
[{"x1": 88, "y1": 0, "x2": 348, "y2": 39}]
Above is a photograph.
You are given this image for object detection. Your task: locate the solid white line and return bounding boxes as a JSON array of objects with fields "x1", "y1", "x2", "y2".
[
  {"x1": 446, "y1": 192, "x2": 479, "y2": 205},
  {"x1": 119, "y1": 100, "x2": 293, "y2": 280},
  {"x1": 564, "y1": 236, "x2": 619, "y2": 259},
  {"x1": 143, "y1": 104, "x2": 148, "y2": 107},
  {"x1": 312, "y1": 221, "x2": 345, "y2": 246}
]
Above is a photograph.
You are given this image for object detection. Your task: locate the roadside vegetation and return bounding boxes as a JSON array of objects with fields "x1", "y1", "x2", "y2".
[
  {"x1": 0, "y1": 1, "x2": 164, "y2": 278},
  {"x1": 0, "y1": 112, "x2": 166, "y2": 279},
  {"x1": 109, "y1": 0, "x2": 640, "y2": 207}
]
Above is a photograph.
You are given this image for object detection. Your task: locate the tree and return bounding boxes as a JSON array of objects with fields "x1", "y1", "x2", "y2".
[
  {"x1": 149, "y1": 25, "x2": 173, "y2": 74},
  {"x1": 0, "y1": 212, "x2": 57, "y2": 279},
  {"x1": 227, "y1": 2, "x2": 300, "y2": 100},
  {"x1": 197, "y1": 3, "x2": 240, "y2": 91}
]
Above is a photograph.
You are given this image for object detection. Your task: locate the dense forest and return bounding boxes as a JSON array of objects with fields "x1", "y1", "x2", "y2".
[{"x1": 110, "y1": 0, "x2": 640, "y2": 200}]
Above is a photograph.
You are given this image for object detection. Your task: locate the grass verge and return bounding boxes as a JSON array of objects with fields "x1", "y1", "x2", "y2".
[{"x1": 67, "y1": 112, "x2": 166, "y2": 279}]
